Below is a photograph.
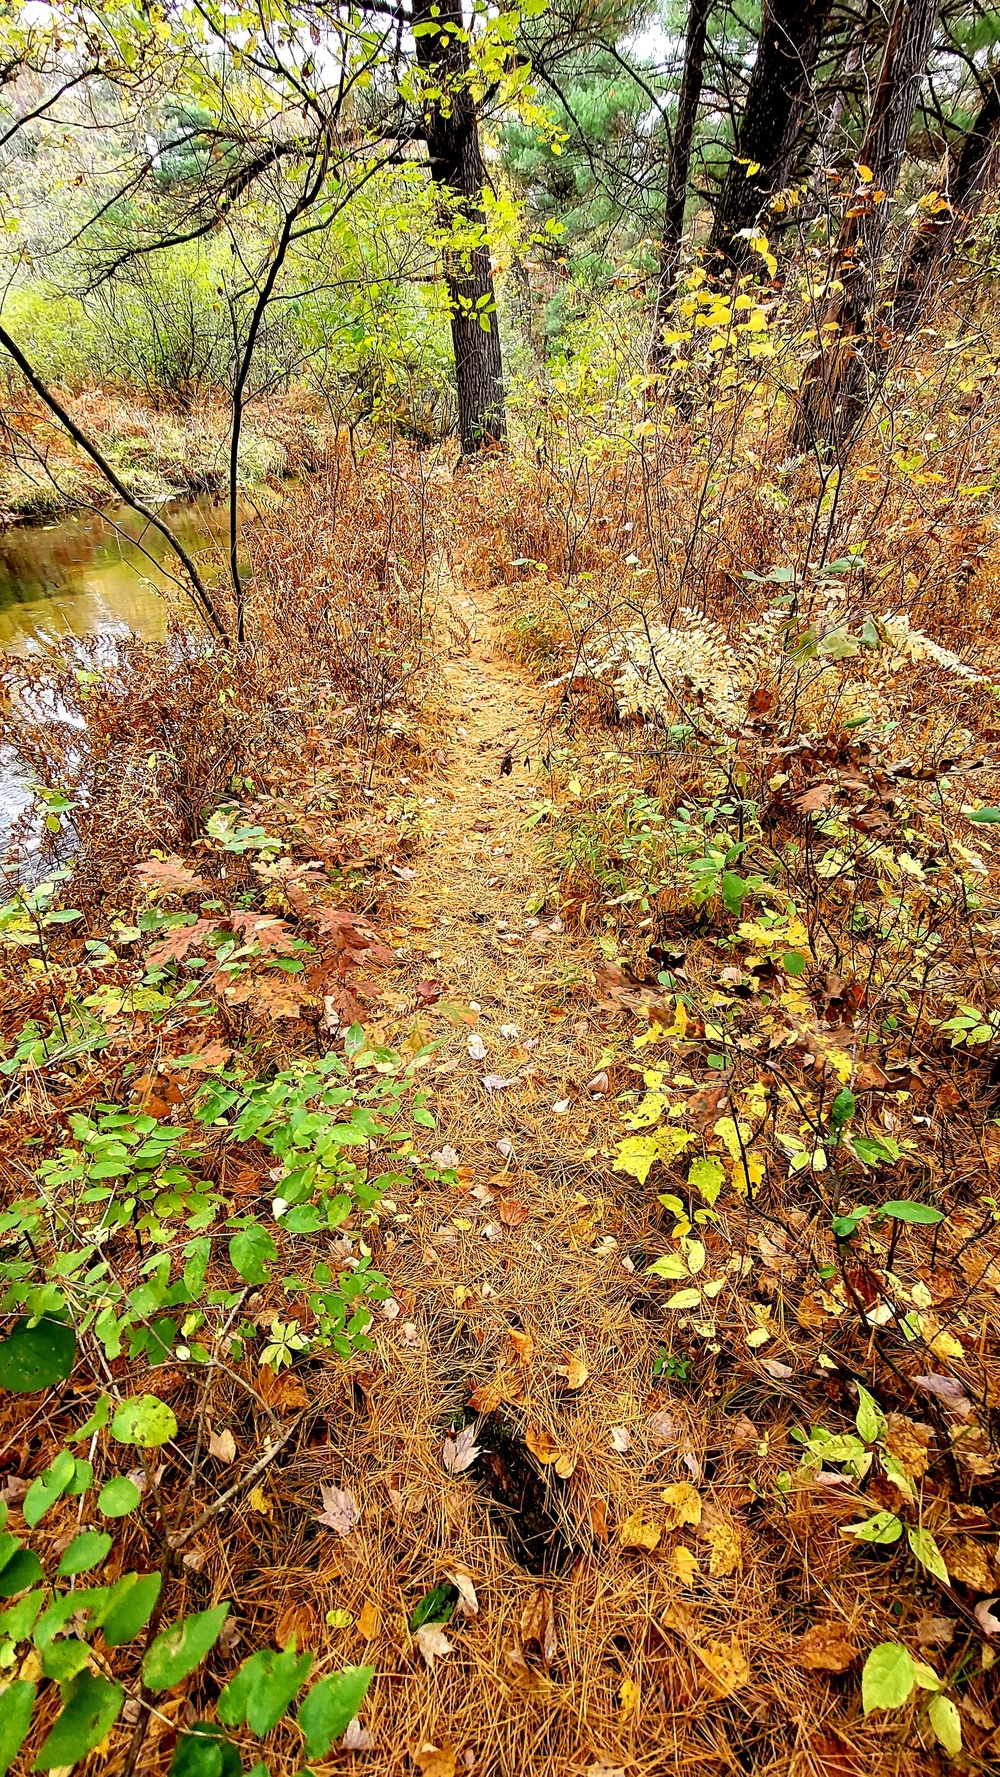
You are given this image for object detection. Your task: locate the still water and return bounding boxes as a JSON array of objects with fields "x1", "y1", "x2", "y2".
[
  {"x1": 0, "y1": 494, "x2": 233, "y2": 652},
  {"x1": 0, "y1": 494, "x2": 232, "y2": 842}
]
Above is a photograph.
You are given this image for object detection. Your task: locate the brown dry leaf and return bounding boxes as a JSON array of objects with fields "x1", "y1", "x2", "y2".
[
  {"x1": 590, "y1": 1498, "x2": 609, "y2": 1543},
  {"x1": 276, "y1": 1604, "x2": 316, "y2": 1650},
  {"x1": 357, "y1": 1599, "x2": 381, "y2": 1640},
  {"x1": 508, "y1": 1329, "x2": 534, "y2": 1365},
  {"x1": 695, "y1": 1638, "x2": 750, "y2": 1698},
  {"x1": 556, "y1": 1354, "x2": 589, "y2": 1389},
  {"x1": 135, "y1": 855, "x2": 205, "y2": 893},
  {"x1": 520, "y1": 1587, "x2": 557, "y2": 1665},
  {"x1": 661, "y1": 1482, "x2": 702, "y2": 1530},
  {"x1": 669, "y1": 1545, "x2": 699, "y2": 1586},
  {"x1": 498, "y1": 1195, "x2": 530, "y2": 1227},
  {"x1": 525, "y1": 1425, "x2": 562, "y2": 1465},
  {"x1": 706, "y1": 1522, "x2": 742, "y2": 1577},
  {"x1": 468, "y1": 1373, "x2": 522, "y2": 1412},
  {"x1": 504, "y1": 1646, "x2": 557, "y2": 1695},
  {"x1": 442, "y1": 1423, "x2": 481, "y2": 1475},
  {"x1": 208, "y1": 1428, "x2": 237, "y2": 1465},
  {"x1": 796, "y1": 1623, "x2": 855, "y2": 1672},
  {"x1": 413, "y1": 1745, "x2": 457, "y2": 1777},
  {"x1": 315, "y1": 1485, "x2": 359, "y2": 1535},
  {"x1": 618, "y1": 1510, "x2": 662, "y2": 1552},
  {"x1": 661, "y1": 1599, "x2": 696, "y2": 1636},
  {"x1": 884, "y1": 1414, "x2": 932, "y2": 1480},
  {"x1": 257, "y1": 1367, "x2": 309, "y2": 1411},
  {"x1": 946, "y1": 1537, "x2": 996, "y2": 1591},
  {"x1": 808, "y1": 1731, "x2": 862, "y2": 1777},
  {"x1": 447, "y1": 1572, "x2": 479, "y2": 1619},
  {"x1": 916, "y1": 1611, "x2": 957, "y2": 1650}
]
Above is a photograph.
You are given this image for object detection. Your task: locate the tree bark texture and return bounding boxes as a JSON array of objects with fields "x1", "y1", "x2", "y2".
[
  {"x1": 790, "y1": 0, "x2": 939, "y2": 453},
  {"x1": 413, "y1": 0, "x2": 506, "y2": 455},
  {"x1": 891, "y1": 67, "x2": 1000, "y2": 330},
  {"x1": 649, "y1": 0, "x2": 712, "y2": 365}
]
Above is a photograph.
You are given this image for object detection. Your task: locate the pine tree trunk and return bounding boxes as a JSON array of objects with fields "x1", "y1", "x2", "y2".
[
  {"x1": 413, "y1": 0, "x2": 506, "y2": 455},
  {"x1": 891, "y1": 69, "x2": 1000, "y2": 330},
  {"x1": 790, "y1": 0, "x2": 939, "y2": 453},
  {"x1": 708, "y1": 0, "x2": 826, "y2": 273},
  {"x1": 649, "y1": 0, "x2": 711, "y2": 366}
]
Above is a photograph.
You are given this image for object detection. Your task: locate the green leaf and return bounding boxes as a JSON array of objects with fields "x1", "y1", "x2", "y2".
[
  {"x1": 0, "y1": 1317, "x2": 75, "y2": 1393},
  {"x1": 782, "y1": 949, "x2": 807, "y2": 975},
  {"x1": 143, "y1": 1602, "x2": 230, "y2": 1690},
  {"x1": 862, "y1": 1641, "x2": 914, "y2": 1713},
  {"x1": 57, "y1": 1531, "x2": 112, "y2": 1577},
  {"x1": 32, "y1": 1672, "x2": 123, "y2": 1769},
  {"x1": 967, "y1": 807, "x2": 1000, "y2": 822},
  {"x1": 664, "y1": 1287, "x2": 702, "y2": 1309},
  {"x1": 99, "y1": 1476, "x2": 142, "y2": 1517},
  {"x1": 830, "y1": 1087, "x2": 855, "y2": 1129},
  {"x1": 102, "y1": 1571, "x2": 162, "y2": 1647},
  {"x1": 645, "y1": 1253, "x2": 687, "y2": 1280},
  {"x1": 687, "y1": 1156, "x2": 726, "y2": 1206},
  {"x1": 0, "y1": 1679, "x2": 35, "y2": 1777},
  {"x1": 841, "y1": 1510, "x2": 902, "y2": 1544},
  {"x1": 0, "y1": 1589, "x2": 44, "y2": 1643},
  {"x1": 927, "y1": 1691, "x2": 962, "y2": 1755},
  {"x1": 409, "y1": 1584, "x2": 455, "y2": 1631},
  {"x1": 69, "y1": 1394, "x2": 111, "y2": 1441},
  {"x1": 229, "y1": 1224, "x2": 277, "y2": 1285},
  {"x1": 24, "y1": 1450, "x2": 77, "y2": 1527},
  {"x1": 298, "y1": 1666, "x2": 375, "y2": 1759},
  {"x1": 111, "y1": 1394, "x2": 178, "y2": 1448},
  {"x1": 0, "y1": 1549, "x2": 43, "y2": 1597},
  {"x1": 855, "y1": 1384, "x2": 887, "y2": 1444},
  {"x1": 42, "y1": 1639, "x2": 93, "y2": 1683},
  {"x1": 218, "y1": 1645, "x2": 313, "y2": 1736},
  {"x1": 169, "y1": 1724, "x2": 242, "y2": 1777},
  {"x1": 879, "y1": 1199, "x2": 945, "y2": 1225},
  {"x1": 908, "y1": 1525, "x2": 949, "y2": 1585}
]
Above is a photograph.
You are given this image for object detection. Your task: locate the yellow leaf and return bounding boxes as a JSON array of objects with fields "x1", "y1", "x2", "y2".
[
  {"x1": 669, "y1": 1545, "x2": 699, "y2": 1585},
  {"x1": 357, "y1": 1599, "x2": 381, "y2": 1639},
  {"x1": 707, "y1": 1522, "x2": 742, "y2": 1576},
  {"x1": 619, "y1": 1677, "x2": 639, "y2": 1721},
  {"x1": 661, "y1": 1482, "x2": 702, "y2": 1529},
  {"x1": 525, "y1": 1425, "x2": 563, "y2": 1465},
  {"x1": 619, "y1": 1510, "x2": 663, "y2": 1551},
  {"x1": 696, "y1": 1637, "x2": 750, "y2": 1697},
  {"x1": 857, "y1": 163, "x2": 873, "y2": 182},
  {"x1": 665, "y1": 1287, "x2": 702, "y2": 1309},
  {"x1": 248, "y1": 1485, "x2": 273, "y2": 1517},
  {"x1": 509, "y1": 1328, "x2": 534, "y2": 1365},
  {"x1": 557, "y1": 1353, "x2": 589, "y2": 1389}
]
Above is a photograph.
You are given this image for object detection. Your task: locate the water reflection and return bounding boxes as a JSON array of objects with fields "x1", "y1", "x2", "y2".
[{"x1": 0, "y1": 494, "x2": 234, "y2": 653}]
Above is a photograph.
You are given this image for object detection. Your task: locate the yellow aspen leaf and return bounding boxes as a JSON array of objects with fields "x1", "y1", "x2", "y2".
[
  {"x1": 696, "y1": 1638, "x2": 750, "y2": 1697},
  {"x1": 248, "y1": 1485, "x2": 273, "y2": 1517},
  {"x1": 857, "y1": 163, "x2": 873, "y2": 182},
  {"x1": 707, "y1": 1522, "x2": 742, "y2": 1576},
  {"x1": 669, "y1": 1545, "x2": 699, "y2": 1585},
  {"x1": 357, "y1": 1599, "x2": 381, "y2": 1639},
  {"x1": 525, "y1": 1425, "x2": 563, "y2": 1465},
  {"x1": 509, "y1": 1329, "x2": 534, "y2": 1365},
  {"x1": 556, "y1": 1353, "x2": 589, "y2": 1389},
  {"x1": 661, "y1": 1482, "x2": 702, "y2": 1529},
  {"x1": 618, "y1": 1677, "x2": 639, "y2": 1721},
  {"x1": 618, "y1": 1510, "x2": 663, "y2": 1551}
]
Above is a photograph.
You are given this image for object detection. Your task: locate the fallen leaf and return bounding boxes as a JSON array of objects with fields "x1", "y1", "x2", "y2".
[
  {"x1": 414, "y1": 1624, "x2": 454, "y2": 1671},
  {"x1": 433, "y1": 1145, "x2": 460, "y2": 1169},
  {"x1": 618, "y1": 1677, "x2": 639, "y2": 1721},
  {"x1": 315, "y1": 1485, "x2": 359, "y2": 1535},
  {"x1": 554, "y1": 1451, "x2": 578, "y2": 1479},
  {"x1": 556, "y1": 1354, "x2": 589, "y2": 1389},
  {"x1": 257, "y1": 1368, "x2": 310, "y2": 1411},
  {"x1": 499, "y1": 1196, "x2": 529, "y2": 1227},
  {"x1": 590, "y1": 1497, "x2": 608, "y2": 1542},
  {"x1": 447, "y1": 1571, "x2": 479, "y2": 1618},
  {"x1": 504, "y1": 1645, "x2": 557, "y2": 1694},
  {"x1": 586, "y1": 1071, "x2": 610, "y2": 1096},
  {"x1": 618, "y1": 1511, "x2": 662, "y2": 1552},
  {"x1": 509, "y1": 1329, "x2": 534, "y2": 1365},
  {"x1": 662, "y1": 1599, "x2": 696, "y2": 1636},
  {"x1": 208, "y1": 1427, "x2": 237, "y2": 1465},
  {"x1": 706, "y1": 1522, "x2": 742, "y2": 1577},
  {"x1": 585, "y1": 1762, "x2": 627, "y2": 1777},
  {"x1": 913, "y1": 1373, "x2": 973, "y2": 1418},
  {"x1": 647, "y1": 1410, "x2": 679, "y2": 1448},
  {"x1": 974, "y1": 1597, "x2": 1000, "y2": 1635},
  {"x1": 520, "y1": 1587, "x2": 557, "y2": 1664},
  {"x1": 610, "y1": 1426, "x2": 631, "y2": 1454},
  {"x1": 248, "y1": 1486, "x2": 273, "y2": 1517},
  {"x1": 525, "y1": 1425, "x2": 562, "y2": 1465},
  {"x1": 946, "y1": 1537, "x2": 995, "y2": 1591},
  {"x1": 482, "y1": 1074, "x2": 517, "y2": 1092},
  {"x1": 443, "y1": 1422, "x2": 482, "y2": 1475},
  {"x1": 669, "y1": 1545, "x2": 699, "y2": 1585},
  {"x1": 416, "y1": 979, "x2": 444, "y2": 1005},
  {"x1": 468, "y1": 1033, "x2": 488, "y2": 1061},
  {"x1": 695, "y1": 1637, "x2": 750, "y2": 1698},
  {"x1": 660, "y1": 1482, "x2": 702, "y2": 1529},
  {"x1": 916, "y1": 1611, "x2": 956, "y2": 1650},
  {"x1": 760, "y1": 1358, "x2": 795, "y2": 1379},
  {"x1": 342, "y1": 1718, "x2": 372, "y2": 1751},
  {"x1": 413, "y1": 1745, "x2": 457, "y2": 1777},
  {"x1": 357, "y1": 1599, "x2": 381, "y2": 1639},
  {"x1": 796, "y1": 1623, "x2": 855, "y2": 1672}
]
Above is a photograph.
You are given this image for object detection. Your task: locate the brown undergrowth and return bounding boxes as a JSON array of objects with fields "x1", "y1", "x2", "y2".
[{"x1": 2, "y1": 438, "x2": 1000, "y2": 1776}]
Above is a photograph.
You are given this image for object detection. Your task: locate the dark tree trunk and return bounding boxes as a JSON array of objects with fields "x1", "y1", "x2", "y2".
[
  {"x1": 708, "y1": 0, "x2": 826, "y2": 274},
  {"x1": 790, "y1": 0, "x2": 939, "y2": 453},
  {"x1": 413, "y1": 0, "x2": 506, "y2": 455},
  {"x1": 649, "y1": 0, "x2": 711, "y2": 365},
  {"x1": 891, "y1": 68, "x2": 1000, "y2": 330}
]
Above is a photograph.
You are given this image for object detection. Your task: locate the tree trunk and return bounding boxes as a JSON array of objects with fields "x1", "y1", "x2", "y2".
[
  {"x1": 891, "y1": 67, "x2": 1000, "y2": 330},
  {"x1": 790, "y1": 0, "x2": 939, "y2": 454},
  {"x1": 708, "y1": 0, "x2": 826, "y2": 274},
  {"x1": 649, "y1": 0, "x2": 711, "y2": 366},
  {"x1": 413, "y1": 0, "x2": 506, "y2": 455}
]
